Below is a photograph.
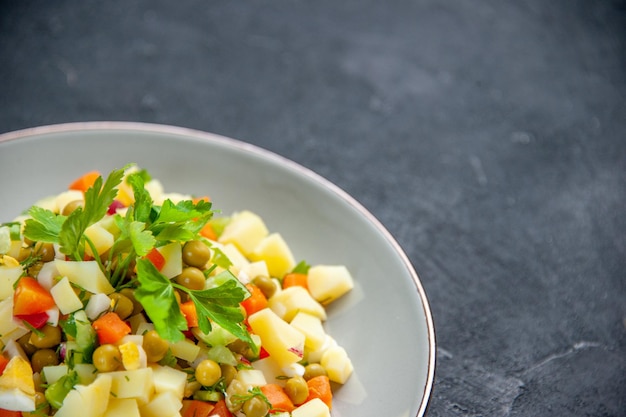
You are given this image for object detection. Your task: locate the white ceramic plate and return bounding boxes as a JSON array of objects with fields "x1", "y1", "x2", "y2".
[{"x1": 0, "y1": 122, "x2": 435, "y2": 417}]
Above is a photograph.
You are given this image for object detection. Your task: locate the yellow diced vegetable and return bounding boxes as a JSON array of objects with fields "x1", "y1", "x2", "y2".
[
  {"x1": 218, "y1": 210, "x2": 269, "y2": 257},
  {"x1": 248, "y1": 308, "x2": 305, "y2": 367},
  {"x1": 268, "y1": 286, "x2": 327, "y2": 322},
  {"x1": 321, "y1": 345, "x2": 353, "y2": 384},
  {"x1": 55, "y1": 259, "x2": 115, "y2": 294},
  {"x1": 250, "y1": 233, "x2": 296, "y2": 278},
  {"x1": 290, "y1": 312, "x2": 327, "y2": 351},
  {"x1": 307, "y1": 265, "x2": 354, "y2": 305},
  {"x1": 109, "y1": 368, "x2": 154, "y2": 404},
  {"x1": 50, "y1": 276, "x2": 83, "y2": 314},
  {"x1": 291, "y1": 398, "x2": 331, "y2": 417}
]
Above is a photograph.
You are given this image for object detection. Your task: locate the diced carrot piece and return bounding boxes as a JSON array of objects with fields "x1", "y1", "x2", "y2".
[
  {"x1": 193, "y1": 196, "x2": 211, "y2": 204},
  {"x1": 199, "y1": 222, "x2": 217, "y2": 241},
  {"x1": 92, "y1": 312, "x2": 131, "y2": 345},
  {"x1": 282, "y1": 273, "x2": 308, "y2": 290},
  {"x1": 260, "y1": 384, "x2": 296, "y2": 413},
  {"x1": 180, "y1": 300, "x2": 198, "y2": 328},
  {"x1": 69, "y1": 170, "x2": 101, "y2": 192},
  {"x1": 13, "y1": 277, "x2": 56, "y2": 316},
  {"x1": 0, "y1": 354, "x2": 9, "y2": 375},
  {"x1": 144, "y1": 247, "x2": 166, "y2": 271},
  {"x1": 305, "y1": 375, "x2": 333, "y2": 409},
  {"x1": 210, "y1": 399, "x2": 233, "y2": 417},
  {"x1": 0, "y1": 409, "x2": 22, "y2": 417},
  {"x1": 240, "y1": 284, "x2": 268, "y2": 316},
  {"x1": 181, "y1": 399, "x2": 215, "y2": 417}
]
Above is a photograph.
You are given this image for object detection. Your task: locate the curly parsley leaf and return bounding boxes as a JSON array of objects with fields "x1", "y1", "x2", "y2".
[
  {"x1": 127, "y1": 172, "x2": 153, "y2": 223},
  {"x1": 149, "y1": 199, "x2": 213, "y2": 242},
  {"x1": 134, "y1": 259, "x2": 188, "y2": 343},
  {"x1": 59, "y1": 168, "x2": 125, "y2": 259},
  {"x1": 23, "y1": 207, "x2": 66, "y2": 244},
  {"x1": 182, "y1": 273, "x2": 251, "y2": 345}
]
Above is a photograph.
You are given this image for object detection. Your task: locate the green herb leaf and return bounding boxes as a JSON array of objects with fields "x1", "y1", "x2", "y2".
[
  {"x1": 23, "y1": 207, "x2": 66, "y2": 244},
  {"x1": 134, "y1": 259, "x2": 188, "y2": 343},
  {"x1": 181, "y1": 271, "x2": 253, "y2": 349},
  {"x1": 59, "y1": 168, "x2": 125, "y2": 258},
  {"x1": 292, "y1": 260, "x2": 311, "y2": 274},
  {"x1": 128, "y1": 221, "x2": 156, "y2": 257},
  {"x1": 127, "y1": 173, "x2": 152, "y2": 223}
]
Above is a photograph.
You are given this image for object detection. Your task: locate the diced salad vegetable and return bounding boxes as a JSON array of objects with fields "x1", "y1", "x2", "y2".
[{"x1": 0, "y1": 165, "x2": 354, "y2": 417}]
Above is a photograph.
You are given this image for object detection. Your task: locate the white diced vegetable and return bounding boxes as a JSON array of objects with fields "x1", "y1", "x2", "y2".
[{"x1": 85, "y1": 293, "x2": 112, "y2": 320}]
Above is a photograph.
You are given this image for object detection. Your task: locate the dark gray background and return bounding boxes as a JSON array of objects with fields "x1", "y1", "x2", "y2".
[{"x1": 1, "y1": 1, "x2": 625, "y2": 416}]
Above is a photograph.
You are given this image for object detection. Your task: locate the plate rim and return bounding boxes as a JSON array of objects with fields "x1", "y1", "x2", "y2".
[{"x1": 0, "y1": 121, "x2": 436, "y2": 416}]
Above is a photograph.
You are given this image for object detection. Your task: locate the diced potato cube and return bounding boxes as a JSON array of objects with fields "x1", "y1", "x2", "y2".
[
  {"x1": 103, "y1": 398, "x2": 141, "y2": 417},
  {"x1": 251, "y1": 357, "x2": 285, "y2": 387},
  {"x1": 290, "y1": 312, "x2": 327, "y2": 351},
  {"x1": 250, "y1": 233, "x2": 296, "y2": 278},
  {"x1": 321, "y1": 345, "x2": 353, "y2": 384},
  {"x1": 292, "y1": 398, "x2": 331, "y2": 417},
  {"x1": 0, "y1": 298, "x2": 24, "y2": 342},
  {"x1": 239, "y1": 260, "x2": 270, "y2": 283},
  {"x1": 55, "y1": 373, "x2": 112, "y2": 417},
  {"x1": 127, "y1": 313, "x2": 149, "y2": 334},
  {"x1": 109, "y1": 368, "x2": 154, "y2": 404},
  {"x1": 268, "y1": 286, "x2": 326, "y2": 322},
  {"x1": 170, "y1": 338, "x2": 201, "y2": 363},
  {"x1": 156, "y1": 242, "x2": 183, "y2": 279},
  {"x1": 139, "y1": 390, "x2": 182, "y2": 417},
  {"x1": 50, "y1": 276, "x2": 83, "y2": 314},
  {"x1": 307, "y1": 265, "x2": 354, "y2": 305},
  {"x1": 218, "y1": 243, "x2": 250, "y2": 276},
  {"x1": 151, "y1": 364, "x2": 187, "y2": 398},
  {"x1": 55, "y1": 260, "x2": 115, "y2": 294},
  {"x1": 248, "y1": 308, "x2": 305, "y2": 367},
  {"x1": 236, "y1": 369, "x2": 267, "y2": 389},
  {"x1": 218, "y1": 210, "x2": 269, "y2": 257},
  {"x1": 0, "y1": 264, "x2": 22, "y2": 300},
  {"x1": 84, "y1": 224, "x2": 114, "y2": 257}
]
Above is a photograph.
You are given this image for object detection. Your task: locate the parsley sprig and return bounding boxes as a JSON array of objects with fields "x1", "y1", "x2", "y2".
[{"x1": 21, "y1": 166, "x2": 253, "y2": 347}]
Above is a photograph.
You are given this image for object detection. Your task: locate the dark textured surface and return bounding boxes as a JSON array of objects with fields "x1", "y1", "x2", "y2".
[{"x1": 1, "y1": 1, "x2": 625, "y2": 416}]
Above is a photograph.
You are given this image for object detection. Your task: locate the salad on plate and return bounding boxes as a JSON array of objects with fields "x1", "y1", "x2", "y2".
[{"x1": 0, "y1": 165, "x2": 354, "y2": 417}]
